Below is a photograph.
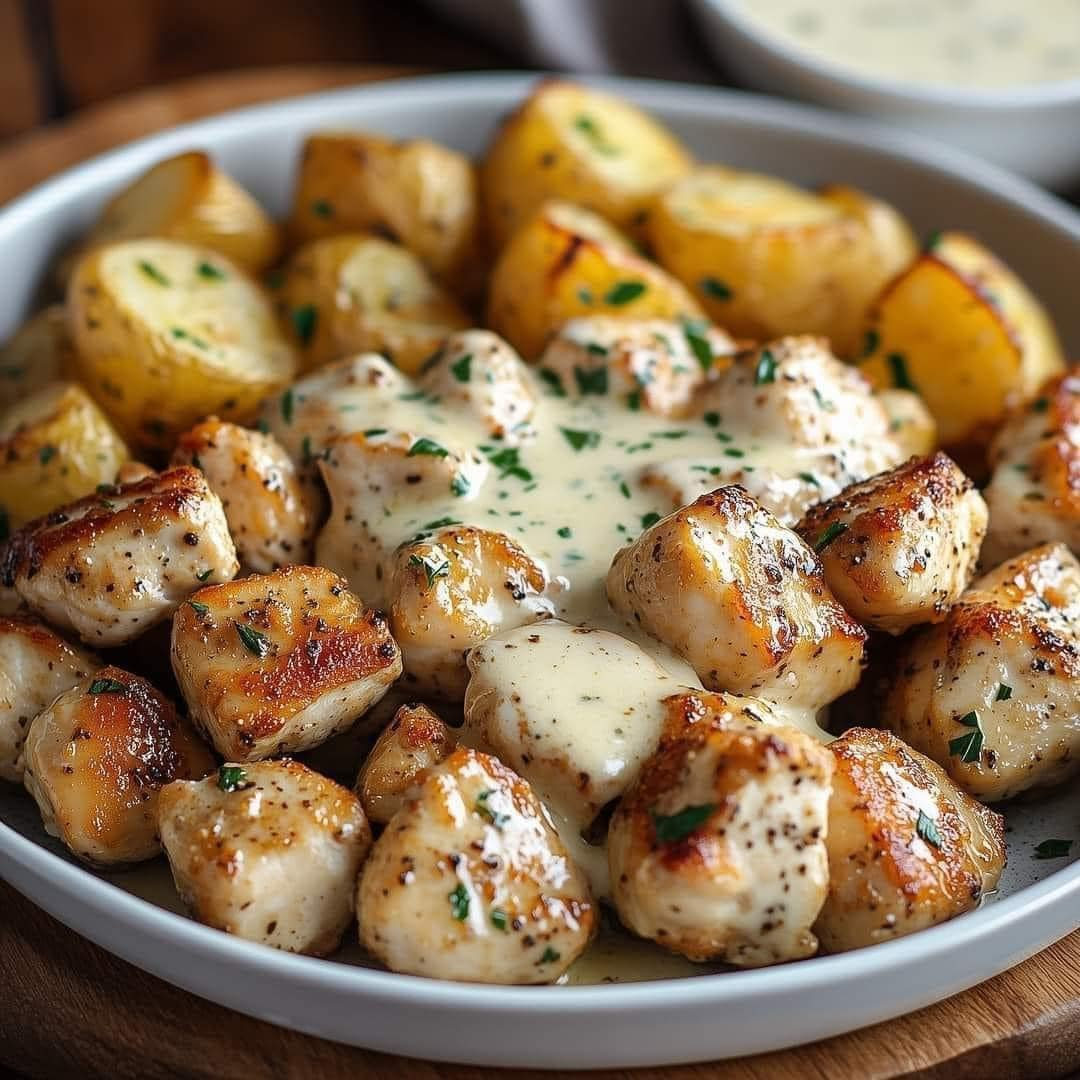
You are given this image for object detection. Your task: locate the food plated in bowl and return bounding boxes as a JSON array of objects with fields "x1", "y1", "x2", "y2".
[{"x1": 1, "y1": 72, "x2": 1080, "y2": 1068}]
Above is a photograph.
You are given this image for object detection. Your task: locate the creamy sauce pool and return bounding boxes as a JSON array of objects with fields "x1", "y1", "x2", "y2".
[{"x1": 739, "y1": 0, "x2": 1080, "y2": 88}]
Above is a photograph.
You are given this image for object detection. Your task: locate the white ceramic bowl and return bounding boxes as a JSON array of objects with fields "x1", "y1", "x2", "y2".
[
  {"x1": 2, "y1": 72, "x2": 1080, "y2": 1070},
  {"x1": 691, "y1": 0, "x2": 1080, "y2": 189}
]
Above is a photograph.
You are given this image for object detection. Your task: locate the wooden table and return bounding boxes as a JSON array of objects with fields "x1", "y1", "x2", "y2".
[{"x1": 1, "y1": 64, "x2": 1080, "y2": 1080}]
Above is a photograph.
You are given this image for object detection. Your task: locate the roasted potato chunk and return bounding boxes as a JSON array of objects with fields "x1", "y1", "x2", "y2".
[
  {"x1": 649, "y1": 171, "x2": 917, "y2": 357},
  {"x1": 0, "y1": 381, "x2": 130, "y2": 529},
  {"x1": 71, "y1": 151, "x2": 279, "y2": 275},
  {"x1": 815, "y1": 728, "x2": 1005, "y2": 953},
  {"x1": 796, "y1": 453, "x2": 987, "y2": 634},
  {"x1": 982, "y1": 372, "x2": 1080, "y2": 566},
  {"x1": 170, "y1": 565, "x2": 401, "y2": 761},
  {"x1": 22, "y1": 665, "x2": 214, "y2": 865},
  {"x1": 859, "y1": 231, "x2": 1065, "y2": 450},
  {"x1": 0, "y1": 305, "x2": 77, "y2": 410},
  {"x1": 355, "y1": 702, "x2": 455, "y2": 824},
  {"x1": 609, "y1": 711, "x2": 833, "y2": 967},
  {"x1": 289, "y1": 132, "x2": 481, "y2": 295},
  {"x1": 606, "y1": 486, "x2": 867, "y2": 714},
  {"x1": 159, "y1": 759, "x2": 371, "y2": 955},
  {"x1": 0, "y1": 616, "x2": 99, "y2": 783},
  {"x1": 171, "y1": 418, "x2": 316, "y2": 573},
  {"x1": 358, "y1": 747, "x2": 596, "y2": 983},
  {"x1": 68, "y1": 239, "x2": 296, "y2": 452},
  {"x1": 882, "y1": 542, "x2": 1080, "y2": 801},
  {"x1": 877, "y1": 388, "x2": 937, "y2": 458},
  {"x1": 2, "y1": 467, "x2": 237, "y2": 647},
  {"x1": 276, "y1": 233, "x2": 469, "y2": 374},
  {"x1": 486, "y1": 201, "x2": 702, "y2": 360},
  {"x1": 481, "y1": 79, "x2": 691, "y2": 249}
]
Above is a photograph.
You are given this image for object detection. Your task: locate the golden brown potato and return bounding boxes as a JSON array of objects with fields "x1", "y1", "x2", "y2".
[
  {"x1": 68, "y1": 238, "x2": 296, "y2": 453},
  {"x1": 486, "y1": 201, "x2": 703, "y2": 360},
  {"x1": 66, "y1": 151, "x2": 279, "y2": 278},
  {"x1": 859, "y1": 231, "x2": 1065, "y2": 449},
  {"x1": 288, "y1": 132, "x2": 482, "y2": 296},
  {"x1": 481, "y1": 78, "x2": 691, "y2": 249},
  {"x1": 648, "y1": 170, "x2": 917, "y2": 357},
  {"x1": 0, "y1": 382, "x2": 129, "y2": 529},
  {"x1": 276, "y1": 233, "x2": 470, "y2": 374},
  {"x1": 0, "y1": 306, "x2": 77, "y2": 411}
]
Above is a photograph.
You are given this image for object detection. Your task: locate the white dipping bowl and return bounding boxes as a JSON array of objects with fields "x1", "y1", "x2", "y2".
[{"x1": 692, "y1": 0, "x2": 1080, "y2": 189}]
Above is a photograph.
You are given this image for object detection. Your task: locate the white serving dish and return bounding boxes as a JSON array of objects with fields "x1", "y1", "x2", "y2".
[
  {"x1": 691, "y1": 0, "x2": 1080, "y2": 189},
  {"x1": 1, "y1": 72, "x2": 1080, "y2": 1070}
]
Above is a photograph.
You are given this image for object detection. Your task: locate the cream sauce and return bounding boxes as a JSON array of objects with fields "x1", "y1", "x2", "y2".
[{"x1": 739, "y1": 0, "x2": 1080, "y2": 88}]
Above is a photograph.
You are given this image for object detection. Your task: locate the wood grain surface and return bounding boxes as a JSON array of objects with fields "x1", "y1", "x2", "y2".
[{"x1": 1, "y1": 64, "x2": 1079, "y2": 1080}]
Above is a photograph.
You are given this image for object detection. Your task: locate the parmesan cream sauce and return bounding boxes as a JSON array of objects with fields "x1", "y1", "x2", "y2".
[{"x1": 738, "y1": 0, "x2": 1080, "y2": 88}]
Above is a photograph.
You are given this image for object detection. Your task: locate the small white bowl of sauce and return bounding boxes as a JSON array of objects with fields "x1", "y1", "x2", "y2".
[{"x1": 691, "y1": 0, "x2": 1080, "y2": 188}]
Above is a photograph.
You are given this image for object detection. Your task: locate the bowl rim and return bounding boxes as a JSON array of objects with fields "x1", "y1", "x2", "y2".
[
  {"x1": 697, "y1": 0, "x2": 1080, "y2": 109},
  {"x1": 1, "y1": 68, "x2": 1079, "y2": 1022}
]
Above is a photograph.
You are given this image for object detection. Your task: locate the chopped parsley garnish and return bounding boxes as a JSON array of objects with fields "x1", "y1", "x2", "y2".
[
  {"x1": 560, "y1": 427, "x2": 600, "y2": 451},
  {"x1": 538, "y1": 367, "x2": 566, "y2": 397},
  {"x1": 619, "y1": 480, "x2": 631, "y2": 499},
  {"x1": 887, "y1": 352, "x2": 917, "y2": 391},
  {"x1": 170, "y1": 326, "x2": 210, "y2": 350},
  {"x1": 861, "y1": 328, "x2": 880, "y2": 358},
  {"x1": 88, "y1": 677, "x2": 127, "y2": 695},
  {"x1": 475, "y1": 789, "x2": 511, "y2": 829},
  {"x1": 448, "y1": 882, "x2": 470, "y2": 921},
  {"x1": 138, "y1": 260, "x2": 170, "y2": 286},
  {"x1": 604, "y1": 280, "x2": 646, "y2": 306},
  {"x1": 235, "y1": 621, "x2": 270, "y2": 658},
  {"x1": 197, "y1": 261, "x2": 226, "y2": 281},
  {"x1": 363, "y1": 428, "x2": 387, "y2": 438},
  {"x1": 450, "y1": 472, "x2": 471, "y2": 497},
  {"x1": 291, "y1": 304, "x2": 318, "y2": 346},
  {"x1": 682, "y1": 318, "x2": 713, "y2": 372},
  {"x1": 996, "y1": 683, "x2": 1013, "y2": 702},
  {"x1": 1032, "y1": 397, "x2": 1050, "y2": 413},
  {"x1": 539, "y1": 946, "x2": 561, "y2": 964},
  {"x1": 573, "y1": 113, "x2": 618, "y2": 155},
  {"x1": 812, "y1": 387, "x2": 835, "y2": 412},
  {"x1": 700, "y1": 276, "x2": 732, "y2": 301},
  {"x1": 490, "y1": 909, "x2": 509, "y2": 932},
  {"x1": 640, "y1": 512, "x2": 661, "y2": 529},
  {"x1": 311, "y1": 198, "x2": 334, "y2": 218},
  {"x1": 585, "y1": 342, "x2": 608, "y2": 356},
  {"x1": 196, "y1": 569, "x2": 213, "y2": 582},
  {"x1": 798, "y1": 472, "x2": 820, "y2": 488},
  {"x1": 722, "y1": 447, "x2": 745, "y2": 458},
  {"x1": 626, "y1": 390, "x2": 641, "y2": 411},
  {"x1": 557, "y1": 526, "x2": 572, "y2": 538},
  {"x1": 280, "y1": 388, "x2": 294, "y2": 424},
  {"x1": 407, "y1": 437, "x2": 449, "y2": 458},
  {"x1": 574, "y1": 365, "x2": 609, "y2": 396},
  {"x1": 915, "y1": 810, "x2": 942, "y2": 849},
  {"x1": 1034, "y1": 838, "x2": 1073, "y2": 859},
  {"x1": 652, "y1": 803, "x2": 714, "y2": 843},
  {"x1": 218, "y1": 765, "x2": 248, "y2": 793},
  {"x1": 948, "y1": 711, "x2": 983, "y2": 764},
  {"x1": 450, "y1": 353, "x2": 473, "y2": 383},
  {"x1": 38, "y1": 445, "x2": 57, "y2": 465},
  {"x1": 422, "y1": 516, "x2": 460, "y2": 530},
  {"x1": 409, "y1": 552, "x2": 450, "y2": 588},
  {"x1": 188, "y1": 600, "x2": 210, "y2": 616},
  {"x1": 814, "y1": 520, "x2": 849, "y2": 552},
  {"x1": 576, "y1": 286, "x2": 594, "y2": 306},
  {"x1": 754, "y1": 349, "x2": 778, "y2": 386},
  {"x1": 703, "y1": 411, "x2": 721, "y2": 428},
  {"x1": 486, "y1": 446, "x2": 532, "y2": 482}
]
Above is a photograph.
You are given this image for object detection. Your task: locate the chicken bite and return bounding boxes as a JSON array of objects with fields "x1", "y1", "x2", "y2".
[
  {"x1": 795, "y1": 453, "x2": 987, "y2": 634},
  {"x1": 608, "y1": 710, "x2": 834, "y2": 967},
  {"x1": 356, "y1": 702, "x2": 455, "y2": 824},
  {"x1": 159, "y1": 759, "x2": 370, "y2": 955},
  {"x1": 171, "y1": 564, "x2": 402, "y2": 761},
  {"x1": 1, "y1": 467, "x2": 238, "y2": 647},
  {"x1": 171, "y1": 417, "x2": 316, "y2": 572},
  {"x1": 877, "y1": 388, "x2": 937, "y2": 459},
  {"x1": 22, "y1": 665, "x2": 213, "y2": 865},
  {"x1": 882, "y1": 542, "x2": 1080, "y2": 801},
  {"x1": 815, "y1": 727, "x2": 1005, "y2": 953},
  {"x1": 981, "y1": 373, "x2": 1080, "y2": 567},
  {"x1": 0, "y1": 616, "x2": 99, "y2": 782},
  {"x1": 358, "y1": 747, "x2": 596, "y2": 983},
  {"x1": 606, "y1": 486, "x2": 867, "y2": 714}
]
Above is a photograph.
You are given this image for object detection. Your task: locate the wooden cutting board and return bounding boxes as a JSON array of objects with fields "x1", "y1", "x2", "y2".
[{"x1": 1, "y1": 64, "x2": 1079, "y2": 1080}]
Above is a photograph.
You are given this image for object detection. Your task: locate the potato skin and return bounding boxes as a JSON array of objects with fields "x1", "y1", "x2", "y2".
[
  {"x1": 481, "y1": 79, "x2": 691, "y2": 250},
  {"x1": 486, "y1": 201, "x2": 702, "y2": 360},
  {"x1": 0, "y1": 381, "x2": 129, "y2": 529},
  {"x1": 649, "y1": 169, "x2": 917, "y2": 358}
]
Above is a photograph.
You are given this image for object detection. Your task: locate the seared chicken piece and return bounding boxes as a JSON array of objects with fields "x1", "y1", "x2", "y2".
[
  {"x1": 171, "y1": 565, "x2": 401, "y2": 761},
  {"x1": 982, "y1": 373, "x2": 1080, "y2": 567},
  {"x1": 606, "y1": 486, "x2": 867, "y2": 714},
  {"x1": 883, "y1": 542, "x2": 1080, "y2": 801},
  {"x1": 608, "y1": 709, "x2": 834, "y2": 967},
  {"x1": 22, "y1": 665, "x2": 213, "y2": 865},
  {"x1": 796, "y1": 453, "x2": 987, "y2": 634},
  {"x1": 0, "y1": 616, "x2": 99, "y2": 782},
  {"x1": 115, "y1": 461, "x2": 156, "y2": 485},
  {"x1": 159, "y1": 759, "x2": 371, "y2": 955},
  {"x1": 537, "y1": 317, "x2": 737, "y2": 418},
  {"x1": 390, "y1": 525, "x2": 556, "y2": 699},
  {"x1": 171, "y1": 417, "x2": 316, "y2": 572},
  {"x1": 877, "y1": 388, "x2": 937, "y2": 459},
  {"x1": 815, "y1": 728, "x2": 1005, "y2": 953},
  {"x1": 356, "y1": 702, "x2": 455, "y2": 824},
  {"x1": 358, "y1": 747, "x2": 596, "y2": 983},
  {"x1": 1, "y1": 467, "x2": 238, "y2": 647},
  {"x1": 418, "y1": 330, "x2": 536, "y2": 442}
]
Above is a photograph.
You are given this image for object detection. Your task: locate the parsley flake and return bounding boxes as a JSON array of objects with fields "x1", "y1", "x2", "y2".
[
  {"x1": 574, "y1": 366, "x2": 609, "y2": 396},
  {"x1": 754, "y1": 349, "x2": 778, "y2": 386},
  {"x1": 888, "y1": 352, "x2": 917, "y2": 391},
  {"x1": 996, "y1": 683, "x2": 1013, "y2": 701},
  {"x1": 88, "y1": 677, "x2": 127, "y2": 695},
  {"x1": 218, "y1": 765, "x2": 248, "y2": 793},
  {"x1": 1034, "y1": 838, "x2": 1073, "y2": 859},
  {"x1": 449, "y1": 882, "x2": 470, "y2": 921},
  {"x1": 450, "y1": 353, "x2": 473, "y2": 383},
  {"x1": 652, "y1": 803, "x2": 714, "y2": 843},
  {"x1": 814, "y1": 521, "x2": 849, "y2": 552},
  {"x1": 604, "y1": 280, "x2": 646, "y2": 306},
  {"x1": 197, "y1": 261, "x2": 226, "y2": 281},
  {"x1": 538, "y1": 368, "x2": 566, "y2": 397},
  {"x1": 291, "y1": 304, "x2": 318, "y2": 346},
  {"x1": 948, "y1": 711, "x2": 983, "y2": 764},
  {"x1": 700, "y1": 276, "x2": 732, "y2": 301},
  {"x1": 407, "y1": 437, "x2": 449, "y2": 458},
  {"x1": 138, "y1": 260, "x2": 170, "y2": 286},
  {"x1": 560, "y1": 427, "x2": 600, "y2": 451},
  {"x1": 235, "y1": 622, "x2": 270, "y2": 658},
  {"x1": 409, "y1": 552, "x2": 450, "y2": 588},
  {"x1": 916, "y1": 810, "x2": 943, "y2": 849},
  {"x1": 188, "y1": 600, "x2": 210, "y2": 616}
]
